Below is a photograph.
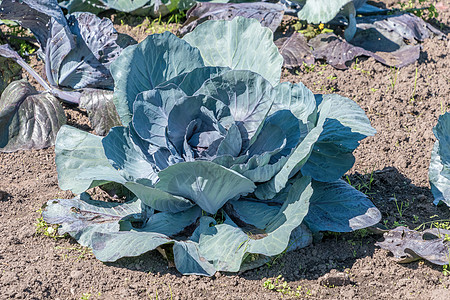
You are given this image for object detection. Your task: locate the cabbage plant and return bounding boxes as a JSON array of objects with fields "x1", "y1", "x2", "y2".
[
  {"x1": 429, "y1": 113, "x2": 450, "y2": 206},
  {"x1": 43, "y1": 17, "x2": 380, "y2": 275},
  {"x1": 0, "y1": 0, "x2": 135, "y2": 151},
  {"x1": 297, "y1": 0, "x2": 367, "y2": 41}
]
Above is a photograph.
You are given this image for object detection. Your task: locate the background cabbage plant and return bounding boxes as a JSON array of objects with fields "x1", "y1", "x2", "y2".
[
  {"x1": 429, "y1": 113, "x2": 450, "y2": 206},
  {"x1": 43, "y1": 17, "x2": 381, "y2": 276},
  {"x1": 297, "y1": 0, "x2": 366, "y2": 41}
]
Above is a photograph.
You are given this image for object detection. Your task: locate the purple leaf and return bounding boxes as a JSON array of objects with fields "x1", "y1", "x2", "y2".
[
  {"x1": 275, "y1": 32, "x2": 315, "y2": 68},
  {"x1": 178, "y1": 2, "x2": 284, "y2": 36}
]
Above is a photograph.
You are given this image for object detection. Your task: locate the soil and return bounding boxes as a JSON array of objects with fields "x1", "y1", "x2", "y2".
[{"x1": 1, "y1": 1, "x2": 450, "y2": 299}]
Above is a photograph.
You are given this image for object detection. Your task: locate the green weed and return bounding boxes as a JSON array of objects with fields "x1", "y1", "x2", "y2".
[
  {"x1": 398, "y1": 0, "x2": 439, "y2": 19},
  {"x1": 263, "y1": 275, "x2": 313, "y2": 297},
  {"x1": 35, "y1": 209, "x2": 65, "y2": 239},
  {"x1": 345, "y1": 169, "x2": 375, "y2": 195}
]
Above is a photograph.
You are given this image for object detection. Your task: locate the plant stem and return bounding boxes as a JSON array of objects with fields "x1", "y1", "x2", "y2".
[
  {"x1": 0, "y1": 43, "x2": 80, "y2": 104},
  {"x1": 411, "y1": 67, "x2": 418, "y2": 101}
]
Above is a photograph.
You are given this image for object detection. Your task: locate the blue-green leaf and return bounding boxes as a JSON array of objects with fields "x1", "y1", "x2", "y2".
[
  {"x1": 142, "y1": 206, "x2": 201, "y2": 237},
  {"x1": 111, "y1": 32, "x2": 204, "y2": 125},
  {"x1": 102, "y1": 126, "x2": 158, "y2": 183},
  {"x1": 198, "y1": 220, "x2": 249, "y2": 272},
  {"x1": 92, "y1": 231, "x2": 172, "y2": 262},
  {"x1": 434, "y1": 113, "x2": 450, "y2": 178},
  {"x1": 124, "y1": 181, "x2": 194, "y2": 213},
  {"x1": 304, "y1": 179, "x2": 381, "y2": 233},
  {"x1": 173, "y1": 241, "x2": 216, "y2": 276},
  {"x1": 430, "y1": 113, "x2": 450, "y2": 206},
  {"x1": 158, "y1": 66, "x2": 231, "y2": 96},
  {"x1": 248, "y1": 176, "x2": 311, "y2": 256},
  {"x1": 429, "y1": 141, "x2": 450, "y2": 206},
  {"x1": 254, "y1": 125, "x2": 322, "y2": 200},
  {"x1": 270, "y1": 82, "x2": 317, "y2": 128},
  {"x1": 183, "y1": 17, "x2": 283, "y2": 86},
  {"x1": 217, "y1": 123, "x2": 242, "y2": 157},
  {"x1": 198, "y1": 176, "x2": 312, "y2": 271},
  {"x1": 56, "y1": 126, "x2": 193, "y2": 213},
  {"x1": 301, "y1": 94, "x2": 376, "y2": 182},
  {"x1": 156, "y1": 161, "x2": 255, "y2": 214},
  {"x1": 285, "y1": 224, "x2": 313, "y2": 252},
  {"x1": 55, "y1": 125, "x2": 125, "y2": 193},
  {"x1": 298, "y1": 0, "x2": 353, "y2": 24}
]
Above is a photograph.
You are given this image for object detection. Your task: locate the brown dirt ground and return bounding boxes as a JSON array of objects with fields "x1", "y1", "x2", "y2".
[{"x1": 1, "y1": 1, "x2": 450, "y2": 299}]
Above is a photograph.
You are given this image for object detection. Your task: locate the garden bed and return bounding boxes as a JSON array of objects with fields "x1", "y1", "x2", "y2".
[{"x1": 1, "y1": 0, "x2": 450, "y2": 299}]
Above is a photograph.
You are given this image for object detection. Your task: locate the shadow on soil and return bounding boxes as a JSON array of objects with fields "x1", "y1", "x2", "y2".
[
  {"x1": 103, "y1": 167, "x2": 450, "y2": 282},
  {"x1": 0, "y1": 190, "x2": 11, "y2": 202}
]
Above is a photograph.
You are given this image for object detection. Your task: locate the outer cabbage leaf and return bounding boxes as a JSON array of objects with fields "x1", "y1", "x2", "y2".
[
  {"x1": 101, "y1": 126, "x2": 158, "y2": 183},
  {"x1": 269, "y1": 81, "x2": 317, "y2": 127},
  {"x1": 56, "y1": 125, "x2": 194, "y2": 213},
  {"x1": 173, "y1": 240, "x2": 217, "y2": 276},
  {"x1": 44, "y1": 197, "x2": 214, "y2": 275},
  {"x1": 55, "y1": 125, "x2": 124, "y2": 193},
  {"x1": 198, "y1": 175, "x2": 311, "y2": 272},
  {"x1": 58, "y1": 12, "x2": 135, "y2": 89},
  {"x1": 301, "y1": 94, "x2": 376, "y2": 182},
  {"x1": 158, "y1": 66, "x2": 231, "y2": 96},
  {"x1": 0, "y1": 80, "x2": 66, "y2": 152},
  {"x1": 303, "y1": 179, "x2": 381, "y2": 233},
  {"x1": 183, "y1": 17, "x2": 283, "y2": 87},
  {"x1": 430, "y1": 141, "x2": 450, "y2": 206},
  {"x1": 433, "y1": 113, "x2": 450, "y2": 178},
  {"x1": 42, "y1": 194, "x2": 147, "y2": 247},
  {"x1": 111, "y1": 32, "x2": 204, "y2": 125}
]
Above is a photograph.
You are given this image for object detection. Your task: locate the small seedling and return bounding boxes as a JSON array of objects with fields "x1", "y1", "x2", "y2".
[
  {"x1": 327, "y1": 75, "x2": 337, "y2": 80},
  {"x1": 80, "y1": 293, "x2": 91, "y2": 300},
  {"x1": 443, "y1": 265, "x2": 450, "y2": 276},
  {"x1": 302, "y1": 62, "x2": 316, "y2": 73},
  {"x1": 410, "y1": 67, "x2": 418, "y2": 102},
  {"x1": 389, "y1": 66, "x2": 399, "y2": 90}
]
